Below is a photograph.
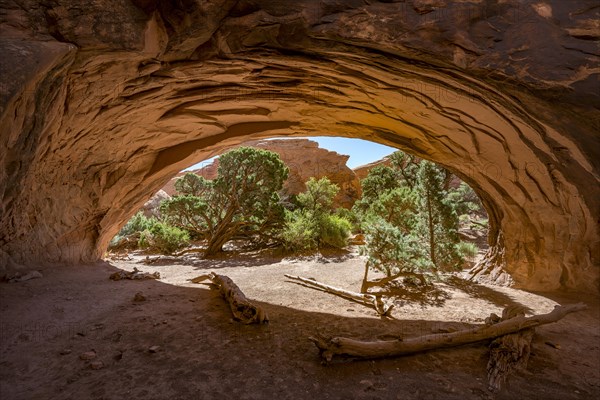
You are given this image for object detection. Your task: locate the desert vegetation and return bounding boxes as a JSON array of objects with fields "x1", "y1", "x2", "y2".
[{"x1": 109, "y1": 147, "x2": 487, "y2": 285}]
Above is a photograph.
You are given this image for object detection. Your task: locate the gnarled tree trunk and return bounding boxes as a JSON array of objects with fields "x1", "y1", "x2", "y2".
[{"x1": 192, "y1": 272, "x2": 268, "y2": 324}]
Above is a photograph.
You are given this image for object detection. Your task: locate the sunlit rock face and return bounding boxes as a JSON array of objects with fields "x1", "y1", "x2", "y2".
[
  {"x1": 141, "y1": 190, "x2": 170, "y2": 218},
  {"x1": 163, "y1": 139, "x2": 361, "y2": 208},
  {"x1": 0, "y1": 0, "x2": 598, "y2": 291},
  {"x1": 354, "y1": 157, "x2": 393, "y2": 181}
]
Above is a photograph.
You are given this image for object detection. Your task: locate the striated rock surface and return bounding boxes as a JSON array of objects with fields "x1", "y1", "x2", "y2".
[
  {"x1": 163, "y1": 139, "x2": 361, "y2": 208},
  {"x1": 0, "y1": 0, "x2": 598, "y2": 292}
]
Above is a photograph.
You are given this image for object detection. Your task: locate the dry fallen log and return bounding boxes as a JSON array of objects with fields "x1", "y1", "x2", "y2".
[
  {"x1": 192, "y1": 272, "x2": 268, "y2": 324},
  {"x1": 109, "y1": 267, "x2": 160, "y2": 281},
  {"x1": 486, "y1": 305, "x2": 534, "y2": 392},
  {"x1": 284, "y1": 274, "x2": 394, "y2": 316},
  {"x1": 309, "y1": 303, "x2": 587, "y2": 363}
]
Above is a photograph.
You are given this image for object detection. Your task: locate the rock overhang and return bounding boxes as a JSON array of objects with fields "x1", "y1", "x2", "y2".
[{"x1": 0, "y1": 0, "x2": 598, "y2": 292}]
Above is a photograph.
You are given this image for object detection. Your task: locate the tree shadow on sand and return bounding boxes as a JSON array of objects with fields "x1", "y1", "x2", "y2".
[
  {"x1": 372, "y1": 281, "x2": 453, "y2": 308},
  {"x1": 283, "y1": 247, "x2": 358, "y2": 264},
  {"x1": 444, "y1": 275, "x2": 534, "y2": 314},
  {"x1": 134, "y1": 245, "x2": 358, "y2": 270},
  {"x1": 136, "y1": 248, "x2": 285, "y2": 270}
]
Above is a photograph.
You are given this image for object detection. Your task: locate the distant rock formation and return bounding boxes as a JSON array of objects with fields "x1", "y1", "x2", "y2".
[
  {"x1": 162, "y1": 139, "x2": 361, "y2": 208},
  {"x1": 141, "y1": 190, "x2": 170, "y2": 218},
  {"x1": 353, "y1": 157, "x2": 393, "y2": 180}
]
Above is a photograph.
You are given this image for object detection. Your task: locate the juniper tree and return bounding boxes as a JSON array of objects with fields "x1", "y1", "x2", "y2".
[
  {"x1": 160, "y1": 147, "x2": 289, "y2": 256},
  {"x1": 358, "y1": 152, "x2": 467, "y2": 290},
  {"x1": 281, "y1": 177, "x2": 352, "y2": 251}
]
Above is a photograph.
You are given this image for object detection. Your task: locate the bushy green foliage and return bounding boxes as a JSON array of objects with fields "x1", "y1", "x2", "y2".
[
  {"x1": 159, "y1": 194, "x2": 210, "y2": 238},
  {"x1": 334, "y1": 207, "x2": 360, "y2": 233},
  {"x1": 160, "y1": 147, "x2": 289, "y2": 255},
  {"x1": 109, "y1": 212, "x2": 158, "y2": 250},
  {"x1": 353, "y1": 152, "x2": 421, "y2": 223},
  {"x1": 456, "y1": 241, "x2": 478, "y2": 261},
  {"x1": 281, "y1": 177, "x2": 351, "y2": 252},
  {"x1": 320, "y1": 214, "x2": 353, "y2": 249},
  {"x1": 368, "y1": 187, "x2": 418, "y2": 230},
  {"x1": 109, "y1": 212, "x2": 189, "y2": 254},
  {"x1": 389, "y1": 151, "x2": 420, "y2": 189},
  {"x1": 416, "y1": 160, "x2": 463, "y2": 271},
  {"x1": 359, "y1": 165, "x2": 400, "y2": 203},
  {"x1": 117, "y1": 212, "x2": 157, "y2": 237},
  {"x1": 296, "y1": 177, "x2": 339, "y2": 212},
  {"x1": 280, "y1": 210, "x2": 318, "y2": 252},
  {"x1": 357, "y1": 151, "x2": 484, "y2": 281},
  {"x1": 447, "y1": 182, "x2": 485, "y2": 216},
  {"x1": 138, "y1": 222, "x2": 190, "y2": 254},
  {"x1": 360, "y1": 219, "x2": 431, "y2": 277}
]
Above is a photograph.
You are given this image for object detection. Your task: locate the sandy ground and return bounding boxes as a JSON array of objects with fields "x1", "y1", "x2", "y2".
[{"x1": 1, "y1": 248, "x2": 598, "y2": 400}]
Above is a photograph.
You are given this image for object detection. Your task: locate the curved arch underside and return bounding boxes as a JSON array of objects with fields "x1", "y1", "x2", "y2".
[{"x1": 0, "y1": 0, "x2": 598, "y2": 292}]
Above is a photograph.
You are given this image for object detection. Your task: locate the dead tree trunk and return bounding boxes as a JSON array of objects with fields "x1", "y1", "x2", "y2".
[
  {"x1": 486, "y1": 305, "x2": 534, "y2": 392},
  {"x1": 285, "y1": 274, "x2": 394, "y2": 316},
  {"x1": 309, "y1": 303, "x2": 587, "y2": 363},
  {"x1": 192, "y1": 272, "x2": 268, "y2": 324},
  {"x1": 360, "y1": 262, "x2": 370, "y2": 293}
]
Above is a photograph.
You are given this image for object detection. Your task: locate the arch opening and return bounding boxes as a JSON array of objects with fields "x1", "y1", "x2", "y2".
[{"x1": 110, "y1": 137, "x2": 491, "y2": 278}]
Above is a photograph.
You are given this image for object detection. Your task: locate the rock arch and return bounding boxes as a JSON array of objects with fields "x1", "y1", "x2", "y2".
[{"x1": 1, "y1": 0, "x2": 598, "y2": 292}]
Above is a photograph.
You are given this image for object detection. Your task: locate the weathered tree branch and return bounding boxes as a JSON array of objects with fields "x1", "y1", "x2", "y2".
[
  {"x1": 191, "y1": 272, "x2": 268, "y2": 324},
  {"x1": 309, "y1": 303, "x2": 587, "y2": 363},
  {"x1": 284, "y1": 274, "x2": 394, "y2": 316}
]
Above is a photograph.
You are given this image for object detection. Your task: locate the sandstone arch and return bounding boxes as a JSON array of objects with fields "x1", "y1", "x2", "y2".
[{"x1": 1, "y1": 0, "x2": 598, "y2": 292}]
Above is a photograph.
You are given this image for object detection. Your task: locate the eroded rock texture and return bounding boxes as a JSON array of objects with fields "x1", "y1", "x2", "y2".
[
  {"x1": 353, "y1": 157, "x2": 393, "y2": 180},
  {"x1": 163, "y1": 139, "x2": 360, "y2": 208},
  {"x1": 0, "y1": 0, "x2": 598, "y2": 291}
]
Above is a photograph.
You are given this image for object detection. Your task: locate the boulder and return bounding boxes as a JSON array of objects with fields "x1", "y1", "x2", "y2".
[{"x1": 140, "y1": 190, "x2": 170, "y2": 218}]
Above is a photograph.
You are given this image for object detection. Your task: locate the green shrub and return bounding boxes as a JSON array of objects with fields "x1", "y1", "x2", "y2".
[
  {"x1": 118, "y1": 212, "x2": 157, "y2": 237},
  {"x1": 360, "y1": 219, "x2": 431, "y2": 277},
  {"x1": 456, "y1": 241, "x2": 478, "y2": 261},
  {"x1": 280, "y1": 177, "x2": 353, "y2": 253},
  {"x1": 334, "y1": 207, "x2": 360, "y2": 233},
  {"x1": 109, "y1": 212, "x2": 158, "y2": 251},
  {"x1": 138, "y1": 229, "x2": 152, "y2": 250},
  {"x1": 280, "y1": 210, "x2": 352, "y2": 252},
  {"x1": 280, "y1": 210, "x2": 318, "y2": 252},
  {"x1": 319, "y1": 214, "x2": 351, "y2": 248},
  {"x1": 138, "y1": 222, "x2": 190, "y2": 254}
]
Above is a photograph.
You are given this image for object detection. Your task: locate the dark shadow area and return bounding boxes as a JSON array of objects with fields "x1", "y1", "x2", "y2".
[
  {"x1": 445, "y1": 275, "x2": 534, "y2": 314},
  {"x1": 136, "y1": 248, "x2": 286, "y2": 270},
  {"x1": 133, "y1": 247, "x2": 356, "y2": 271},
  {"x1": 520, "y1": 289, "x2": 600, "y2": 309},
  {"x1": 312, "y1": 247, "x2": 357, "y2": 263}
]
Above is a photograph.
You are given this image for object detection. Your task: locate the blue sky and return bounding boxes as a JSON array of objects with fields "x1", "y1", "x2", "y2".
[
  {"x1": 184, "y1": 136, "x2": 396, "y2": 171},
  {"x1": 300, "y1": 137, "x2": 396, "y2": 168}
]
